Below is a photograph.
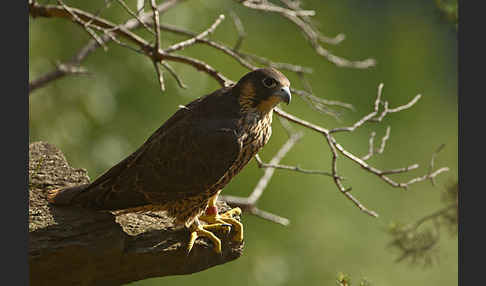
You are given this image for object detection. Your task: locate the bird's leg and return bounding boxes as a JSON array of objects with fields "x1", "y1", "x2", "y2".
[
  {"x1": 187, "y1": 217, "x2": 232, "y2": 254},
  {"x1": 199, "y1": 191, "x2": 244, "y2": 243}
]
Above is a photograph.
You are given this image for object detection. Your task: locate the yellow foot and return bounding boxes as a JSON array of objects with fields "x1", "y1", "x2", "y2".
[
  {"x1": 199, "y1": 207, "x2": 243, "y2": 243},
  {"x1": 187, "y1": 218, "x2": 231, "y2": 254}
]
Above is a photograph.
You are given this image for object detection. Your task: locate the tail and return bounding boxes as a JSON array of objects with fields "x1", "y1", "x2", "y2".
[
  {"x1": 47, "y1": 183, "x2": 150, "y2": 211},
  {"x1": 47, "y1": 184, "x2": 91, "y2": 206}
]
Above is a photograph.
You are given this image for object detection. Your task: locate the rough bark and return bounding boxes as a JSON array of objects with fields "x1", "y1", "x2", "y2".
[{"x1": 29, "y1": 141, "x2": 244, "y2": 286}]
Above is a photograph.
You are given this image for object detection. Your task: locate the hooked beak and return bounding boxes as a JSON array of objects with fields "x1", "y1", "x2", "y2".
[{"x1": 276, "y1": 86, "x2": 291, "y2": 104}]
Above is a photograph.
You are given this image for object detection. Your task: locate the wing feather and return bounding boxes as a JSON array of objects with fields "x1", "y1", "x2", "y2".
[{"x1": 82, "y1": 87, "x2": 242, "y2": 209}]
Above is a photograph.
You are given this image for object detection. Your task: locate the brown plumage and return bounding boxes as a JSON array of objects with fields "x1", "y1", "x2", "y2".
[{"x1": 48, "y1": 68, "x2": 291, "y2": 231}]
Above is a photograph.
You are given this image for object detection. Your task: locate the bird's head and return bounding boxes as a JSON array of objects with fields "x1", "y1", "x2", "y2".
[{"x1": 234, "y1": 68, "x2": 291, "y2": 115}]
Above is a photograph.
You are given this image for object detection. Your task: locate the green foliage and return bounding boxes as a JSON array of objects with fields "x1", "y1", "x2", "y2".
[
  {"x1": 435, "y1": 0, "x2": 458, "y2": 28},
  {"x1": 387, "y1": 182, "x2": 458, "y2": 267},
  {"x1": 336, "y1": 272, "x2": 372, "y2": 286}
]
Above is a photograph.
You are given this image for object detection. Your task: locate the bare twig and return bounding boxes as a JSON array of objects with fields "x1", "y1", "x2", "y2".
[
  {"x1": 238, "y1": 52, "x2": 313, "y2": 74},
  {"x1": 28, "y1": 62, "x2": 89, "y2": 93},
  {"x1": 165, "y1": 14, "x2": 225, "y2": 53},
  {"x1": 153, "y1": 53, "x2": 232, "y2": 87},
  {"x1": 160, "y1": 61, "x2": 188, "y2": 89},
  {"x1": 248, "y1": 132, "x2": 304, "y2": 205},
  {"x1": 235, "y1": 0, "x2": 375, "y2": 68},
  {"x1": 254, "y1": 154, "x2": 334, "y2": 178},
  {"x1": 325, "y1": 131, "x2": 379, "y2": 217},
  {"x1": 279, "y1": 0, "x2": 345, "y2": 45},
  {"x1": 156, "y1": 22, "x2": 256, "y2": 70},
  {"x1": 241, "y1": 0, "x2": 316, "y2": 17},
  {"x1": 137, "y1": 0, "x2": 145, "y2": 16},
  {"x1": 150, "y1": 0, "x2": 164, "y2": 91},
  {"x1": 222, "y1": 131, "x2": 304, "y2": 225},
  {"x1": 377, "y1": 126, "x2": 391, "y2": 154},
  {"x1": 379, "y1": 164, "x2": 419, "y2": 175},
  {"x1": 57, "y1": 0, "x2": 107, "y2": 50},
  {"x1": 329, "y1": 83, "x2": 384, "y2": 133},
  {"x1": 116, "y1": 0, "x2": 154, "y2": 35},
  {"x1": 361, "y1": 131, "x2": 376, "y2": 161},
  {"x1": 152, "y1": 61, "x2": 165, "y2": 91},
  {"x1": 273, "y1": 83, "x2": 448, "y2": 217},
  {"x1": 404, "y1": 167, "x2": 450, "y2": 186},
  {"x1": 29, "y1": 0, "x2": 185, "y2": 94},
  {"x1": 150, "y1": 0, "x2": 161, "y2": 50},
  {"x1": 229, "y1": 10, "x2": 246, "y2": 51},
  {"x1": 373, "y1": 95, "x2": 423, "y2": 123},
  {"x1": 31, "y1": 1, "x2": 230, "y2": 88},
  {"x1": 361, "y1": 125, "x2": 390, "y2": 160},
  {"x1": 291, "y1": 86, "x2": 354, "y2": 120},
  {"x1": 248, "y1": 207, "x2": 290, "y2": 226},
  {"x1": 429, "y1": 144, "x2": 446, "y2": 186}
]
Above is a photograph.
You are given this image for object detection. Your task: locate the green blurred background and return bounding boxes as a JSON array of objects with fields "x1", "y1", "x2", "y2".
[{"x1": 29, "y1": 0, "x2": 457, "y2": 285}]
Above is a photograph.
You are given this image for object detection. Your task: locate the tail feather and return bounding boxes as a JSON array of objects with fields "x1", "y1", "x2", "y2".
[
  {"x1": 47, "y1": 182, "x2": 151, "y2": 211},
  {"x1": 47, "y1": 184, "x2": 91, "y2": 206}
]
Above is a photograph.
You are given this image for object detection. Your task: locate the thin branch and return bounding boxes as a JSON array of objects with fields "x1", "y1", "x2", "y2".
[
  {"x1": 150, "y1": 0, "x2": 164, "y2": 91},
  {"x1": 154, "y1": 53, "x2": 232, "y2": 87},
  {"x1": 229, "y1": 10, "x2": 246, "y2": 51},
  {"x1": 160, "y1": 61, "x2": 188, "y2": 89},
  {"x1": 379, "y1": 164, "x2": 420, "y2": 175},
  {"x1": 57, "y1": 0, "x2": 107, "y2": 50},
  {"x1": 373, "y1": 95, "x2": 423, "y2": 123},
  {"x1": 152, "y1": 61, "x2": 165, "y2": 91},
  {"x1": 273, "y1": 82, "x2": 448, "y2": 217},
  {"x1": 238, "y1": 52, "x2": 313, "y2": 74},
  {"x1": 29, "y1": 0, "x2": 184, "y2": 94},
  {"x1": 164, "y1": 14, "x2": 226, "y2": 53},
  {"x1": 222, "y1": 132, "x2": 303, "y2": 225},
  {"x1": 28, "y1": 62, "x2": 89, "y2": 93},
  {"x1": 116, "y1": 0, "x2": 154, "y2": 35},
  {"x1": 361, "y1": 125, "x2": 390, "y2": 160},
  {"x1": 248, "y1": 132, "x2": 304, "y2": 204},
  {"x1": 324, "y1": 131, "x2": 379, "y2": 217},
  {"x1": 150, "y1": 0, "x2": 161, "y2": 51},
  {"x1": 241, "y1": 0, "x2": 316, "y2": 17},
  {"x1": 377, "y1": 126, "x2": 391, "y2": 154},
  {"x1": 156, "y1": 22, "x2": 256, "y2": 70},
  {"x1": 156, "y1": 21, "x2": 351, "y2": 120},
  {"x1": 278, "y1": 0, "x2": 346, "y2": 45},
  {"x1": 157, "y1": 22, "x2": 314, "y2": 78},
  {"x1": 404, "y1": 167, "x2": 450, "y2": 186},
  {"x1": 248, "y1": 207, "x2": 290, "y2": 226},
  {"x1": 429, "y1": 144, "x2": 446, "y2": 186},
  {"x1": 330, "y1": 83, "x2": 384, "y2": 133},
  {"x1": 361, "y1": 131, "x2": 376, "y2": 161},
  {"x1": 137, "y1": 0, "x2": 145, "y2": 16},
  {"x1": 100, "y1": 28, "x2": 145, "y2": 54},
  {"x1": 254, "y1": 154, "x2": 334, "y2": 178},
  {"x1": 30, "y1": 1, "x2": 231, "y2": 88},
  {"x1": 236, "y1": 0, "x2": 375, "y2": 68}
]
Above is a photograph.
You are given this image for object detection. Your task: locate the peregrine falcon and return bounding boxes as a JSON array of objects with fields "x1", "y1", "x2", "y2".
[{"x1": 48, "y1": 68, "x2": 291, "y2": 253}]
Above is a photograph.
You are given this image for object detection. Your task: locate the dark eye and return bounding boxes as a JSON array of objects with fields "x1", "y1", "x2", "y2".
[{"x1": 262, "y1": 77, "x2": 276, "y2": 88}]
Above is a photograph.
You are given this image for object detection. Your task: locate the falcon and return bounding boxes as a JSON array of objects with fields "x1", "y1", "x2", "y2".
[{"x1": 47, "y1": 68, "x2": 291, "y2": 253}]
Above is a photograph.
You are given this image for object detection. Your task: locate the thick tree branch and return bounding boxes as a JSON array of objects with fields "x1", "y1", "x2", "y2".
[{"x1": 29, "y1": 142, "x2": 243, "y2": 286}]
